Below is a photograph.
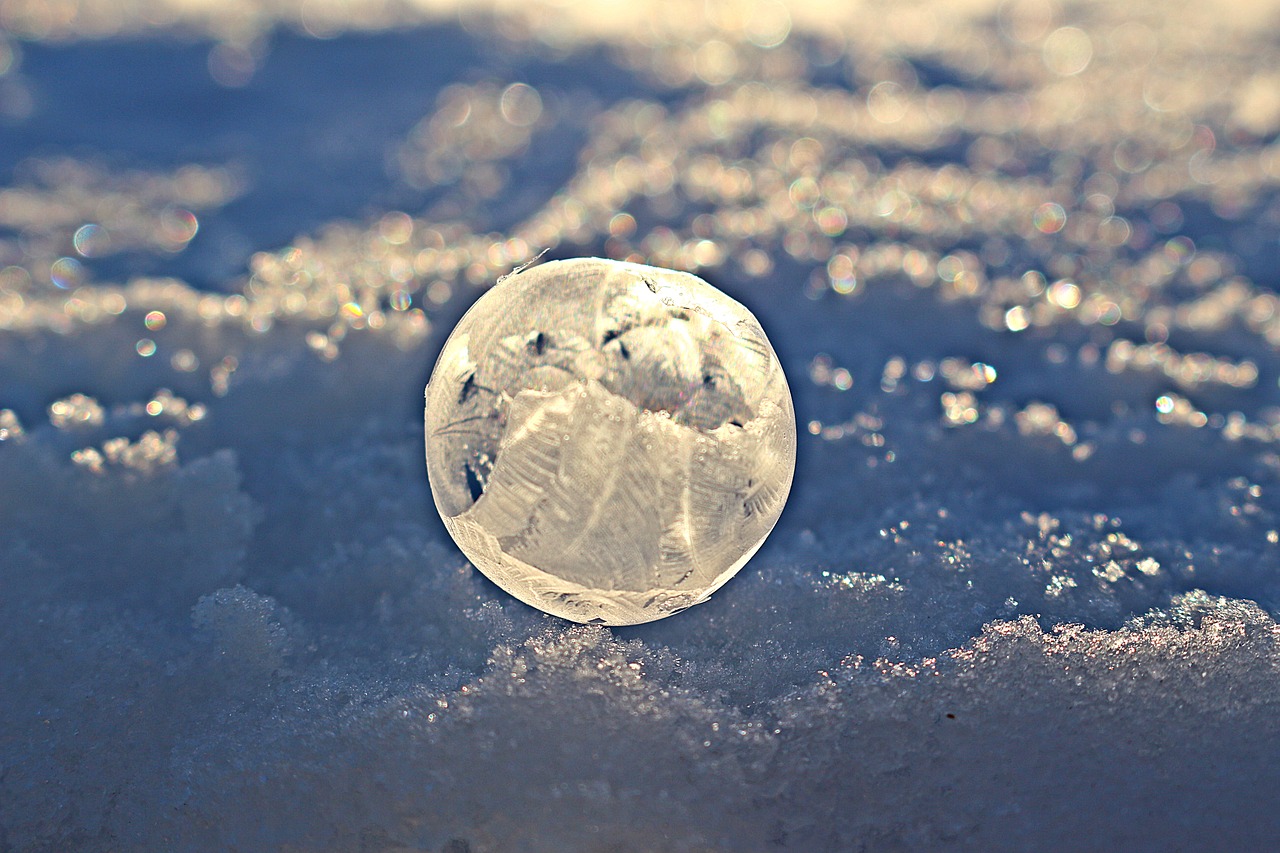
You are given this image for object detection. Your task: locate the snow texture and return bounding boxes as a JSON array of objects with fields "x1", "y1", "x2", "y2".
[{"x1": 2, "y1": 0, "x2": 1280, "y2": 850}]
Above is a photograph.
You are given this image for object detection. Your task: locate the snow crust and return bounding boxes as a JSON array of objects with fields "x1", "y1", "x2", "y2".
[{"x1": 2, "y1": 1, "x2": 1280, "y2": 850}]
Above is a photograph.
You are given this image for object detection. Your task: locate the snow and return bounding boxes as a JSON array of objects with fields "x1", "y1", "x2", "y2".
[{"x1": 3, "y1": 0, "x2": 1280, "y2": 850}]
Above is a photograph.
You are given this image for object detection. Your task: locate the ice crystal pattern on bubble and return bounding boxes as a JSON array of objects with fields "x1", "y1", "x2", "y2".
[{"x1": 426, "y1": 258, "x2": 795, "y2": 624}]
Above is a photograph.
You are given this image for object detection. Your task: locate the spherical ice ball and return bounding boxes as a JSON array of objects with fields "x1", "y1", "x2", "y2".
[{"x1": 424, "y1": 257, "x2": 796, "y2": 625}]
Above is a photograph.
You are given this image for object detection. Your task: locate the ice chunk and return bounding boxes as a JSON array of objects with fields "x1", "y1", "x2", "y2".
[{"x1": 193, "y1": 584, "x2": 295, "y2": 677}]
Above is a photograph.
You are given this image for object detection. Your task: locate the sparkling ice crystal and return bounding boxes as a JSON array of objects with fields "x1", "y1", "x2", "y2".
[{"x1": 425, "y1": 258, "x2": 796, "y2": 625}]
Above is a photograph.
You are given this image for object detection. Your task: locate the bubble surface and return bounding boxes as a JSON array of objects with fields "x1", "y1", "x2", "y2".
[{"x1": 425, "y1": 258, "x2": 796, "y2": 625}]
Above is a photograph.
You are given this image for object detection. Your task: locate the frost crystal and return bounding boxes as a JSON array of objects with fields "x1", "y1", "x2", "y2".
[{"x1": 425, "y1": 258, "x2": 796, "y2": 624}]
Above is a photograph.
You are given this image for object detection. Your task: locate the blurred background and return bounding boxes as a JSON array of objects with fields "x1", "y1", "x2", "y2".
[{"x1": 2, "y1": 1, "x2": 1280, "y2": 850}]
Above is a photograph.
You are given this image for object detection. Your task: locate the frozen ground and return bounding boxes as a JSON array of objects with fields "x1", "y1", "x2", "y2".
[{"x1": 2, "y1": 0, "x2": 1280, "y2": 850}]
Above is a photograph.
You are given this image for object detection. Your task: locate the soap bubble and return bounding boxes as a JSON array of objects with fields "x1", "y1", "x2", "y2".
[{"x1": 425, "y1": 258, "x2": 796, "y2": 625}]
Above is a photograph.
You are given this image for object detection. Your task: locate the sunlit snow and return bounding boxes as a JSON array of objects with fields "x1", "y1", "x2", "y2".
[{"x1": 3, "y1": 0, "x2": 1280, "y2": 850}]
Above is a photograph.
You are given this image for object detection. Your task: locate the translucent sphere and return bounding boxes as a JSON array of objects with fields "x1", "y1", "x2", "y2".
[{"x1": 424, "y1": 258, "x2": 796, "y2": 625}]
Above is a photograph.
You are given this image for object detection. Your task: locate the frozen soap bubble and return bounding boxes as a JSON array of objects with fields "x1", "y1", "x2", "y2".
[{"x1": 425, "y1": 257, "x2": 796, "y2": 625}]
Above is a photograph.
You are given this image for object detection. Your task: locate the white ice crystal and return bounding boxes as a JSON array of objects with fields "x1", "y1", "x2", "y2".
[{"x1": 425, "y1": 258, "x2": 796, "y2": 624}]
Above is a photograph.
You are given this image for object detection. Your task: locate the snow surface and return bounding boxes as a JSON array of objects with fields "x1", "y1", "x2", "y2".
[{"x1": 2, "y1": 1, "x2": 1280, "y2": 850}]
